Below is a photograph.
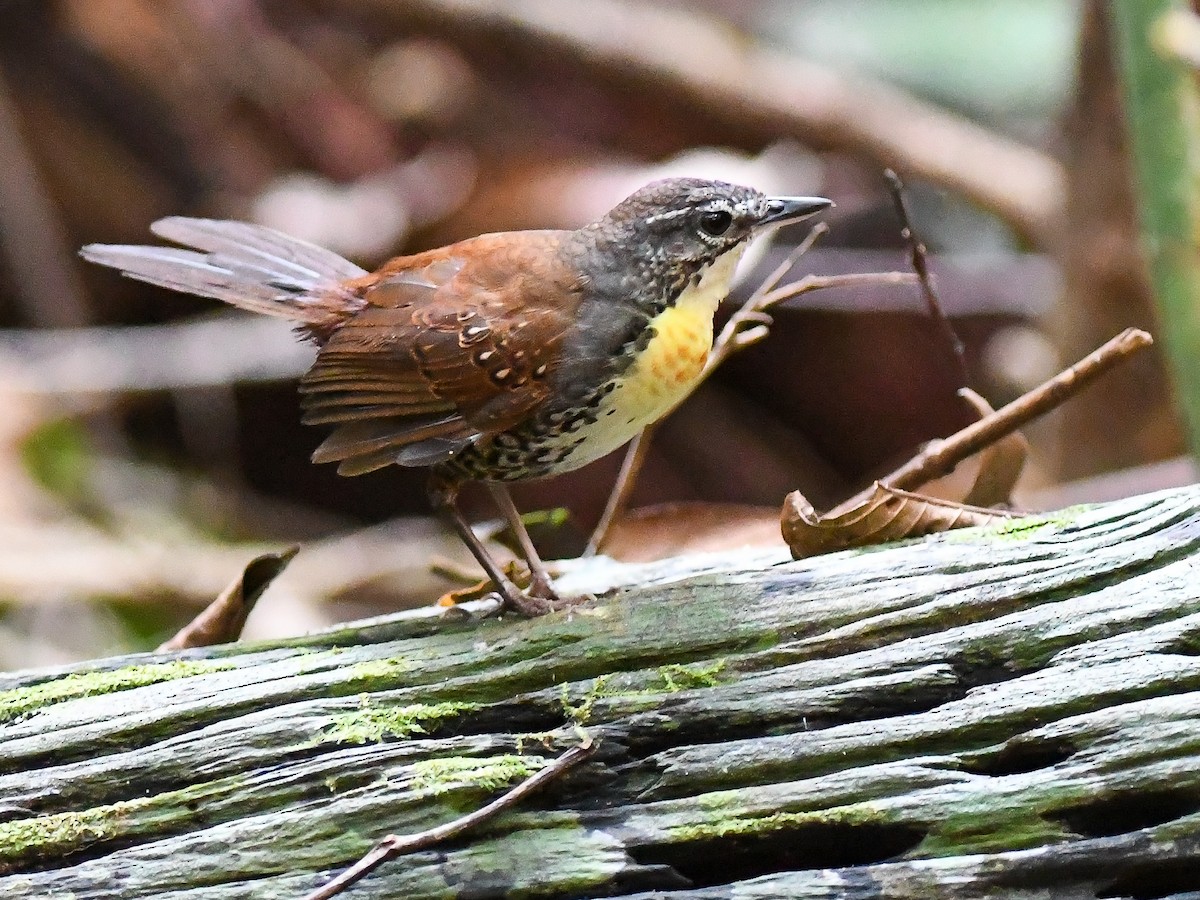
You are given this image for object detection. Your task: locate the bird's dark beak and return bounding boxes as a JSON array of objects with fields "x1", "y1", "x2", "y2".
[{"x1": 758, "y1": 196, "x2": 834, "y2": 228}]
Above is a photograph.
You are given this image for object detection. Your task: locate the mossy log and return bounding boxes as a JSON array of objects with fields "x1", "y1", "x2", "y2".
[{"x1": 3, "y1": 486, "x2": 1200, "y2": 898}]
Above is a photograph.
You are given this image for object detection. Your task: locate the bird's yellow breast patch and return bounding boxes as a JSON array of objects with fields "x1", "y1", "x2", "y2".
[
  {"x1": 615, "y1": 244, "x2": 745, "y2": 421},
  {"x1": 620, "y1": 297, "x2": 715, "y2": 411},
  {"x1": 558, "y1": 246, "x2": 745, "y2": 468}
]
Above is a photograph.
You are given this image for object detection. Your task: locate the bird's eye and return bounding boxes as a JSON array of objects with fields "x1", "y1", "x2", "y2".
[{"x1": 698, "y1": 210, "x2": 733, "y2": 237}]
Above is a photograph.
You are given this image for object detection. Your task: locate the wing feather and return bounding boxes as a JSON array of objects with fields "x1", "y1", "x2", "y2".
[{"x1": 298, "y1": 233, "x2": 579, "y2": 474}]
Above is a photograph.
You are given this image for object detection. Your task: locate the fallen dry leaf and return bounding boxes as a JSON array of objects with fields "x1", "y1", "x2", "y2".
[
  {"x1": 159, "y1": 546, "x2": 299, "y2": 650},
  {"x1": 782, "y1": 483, "x2": 1014, "y2": 559},
  {"x1": 779, "y1": 384, "x2": 1032, "y2": 562}
]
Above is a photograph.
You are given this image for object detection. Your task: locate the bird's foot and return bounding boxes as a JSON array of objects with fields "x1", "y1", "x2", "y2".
[
  {"x1": 528, "y1": 569, "x2": 558, "y2": 601},
  {"x1": 436, "y1": 562, "x2": 580, "y2": 617},
  {"x1": 499, "y1": 588, "x2": 555, "y2": 617},
  {"x1": 497, "y1": 577, "x2": 592, "y2": 617}
]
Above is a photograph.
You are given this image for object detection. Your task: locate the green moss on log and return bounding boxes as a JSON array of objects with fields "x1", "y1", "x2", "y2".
[
  {"x1": 657, "y1": 660, "x2": 727, "y2": 691},
  {"x1": 561, "y1": 674, "x2": 610, "y2": 725},
  {"x1": 344, "y1": 656, "x2": 411, "y2": 683},
  {"x1": 0, "y1": 804, "x2": 121, "y2": 860},
  {"x1": 560, "y1": 661, "x2": 729, "y2": 725},
  {"x1": 409, "y1": 754, "x2": 542, "y2": 796},
  {"x1": 321, "y1": 700, "x2": 477, "y2": 744},
  {"x1": 0, "y1": 659, "x2": 234, "y2": 721},
  {"x1": 916, "y1": 799, "x2": 1075, "y2": 856},
  {"x1": 667, "y1": 802, "x2": 884, "y2": 842},
  {"x1": 952, "y1": 508, "x2": 1085, "y2": 543},
  {"x1": 0, "y1": 776, "x2": 241, "y2": 865},
  {"x1": 1, "y1": 486, "x2": 1197, "y2": 897}
]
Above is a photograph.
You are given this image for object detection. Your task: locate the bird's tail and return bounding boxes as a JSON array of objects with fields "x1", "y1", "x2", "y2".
[{"x1": 81, "y1": 217, "x2": 368, "y2": 332}]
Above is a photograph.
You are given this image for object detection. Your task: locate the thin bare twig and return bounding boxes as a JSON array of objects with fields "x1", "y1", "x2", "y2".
[
  {"x1": 755, "y1": 270, "x2": 919, "y2": 307},
  {"x1": 584, "y1": 426, "x2": 654, "y2": 557},
  {"x1": 956, "y1": 388, "x2": 1029, "y2": 508},
  {"x1": 708, "y1": 271, "x2": 918, "y2": 368},
  {"x1": 865, "y1": 328, "x2": 1153, "y2": 503},
  {"x1": 755, "y1": 224, "x2": 833, "y2": 300},
  {"x1": 704, "y1": 223, "x2": 830, "y2": 371},
  {"x1": 883, "y1": 169, "x2": 969, "y2": 386},
  {"x1": 302, "y1": 736, "x2": 597, "y2": 900}
]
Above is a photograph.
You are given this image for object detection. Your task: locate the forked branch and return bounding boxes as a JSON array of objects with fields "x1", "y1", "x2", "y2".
[{"x1": 875, "y1": 328, "x2": 1154, "y2": 500}]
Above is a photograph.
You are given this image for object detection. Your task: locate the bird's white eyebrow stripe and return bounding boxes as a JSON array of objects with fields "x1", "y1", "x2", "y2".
[{"x1": 644, "y1": 208, "x2": 691, "y2": 226}]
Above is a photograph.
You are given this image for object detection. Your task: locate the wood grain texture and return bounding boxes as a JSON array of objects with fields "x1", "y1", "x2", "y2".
[{"x1": 2, "y1": 485, "x2": 1200, "y2": 897}]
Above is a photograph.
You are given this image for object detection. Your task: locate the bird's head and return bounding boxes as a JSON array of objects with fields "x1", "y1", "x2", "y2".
[{"x1": 585, "y1": 177, "x2": 831, "y2": 303}]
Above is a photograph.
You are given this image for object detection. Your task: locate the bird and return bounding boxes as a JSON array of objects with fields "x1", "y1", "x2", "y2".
[{"x1": 82, "y1": 178, "x2": 831, "y2": 615}]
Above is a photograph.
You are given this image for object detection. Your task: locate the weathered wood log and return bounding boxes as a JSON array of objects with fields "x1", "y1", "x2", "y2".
[{"x1": 2, "y1": 485, "x2": 1200, "y2": 898}]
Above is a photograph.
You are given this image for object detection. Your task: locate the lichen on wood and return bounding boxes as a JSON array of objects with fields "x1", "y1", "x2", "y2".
[{"x1": 2, "y1": 486, "x2": 1200, "y2": 897}]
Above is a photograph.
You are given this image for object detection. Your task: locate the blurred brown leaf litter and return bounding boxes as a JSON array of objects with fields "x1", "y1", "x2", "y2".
[{"x1": 0, "y1": 0, "x2": 1194, "y2": 665}]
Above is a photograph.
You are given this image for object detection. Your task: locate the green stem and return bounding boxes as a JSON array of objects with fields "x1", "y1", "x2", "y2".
[{"x1": 1111, "y1": 0, "x2": 1200, "y2": 452}]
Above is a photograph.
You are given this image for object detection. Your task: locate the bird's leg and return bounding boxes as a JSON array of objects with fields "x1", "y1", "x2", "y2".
[
  {"x1": 487, "y1": 483, "x2": 560, "y2": 601},
  {"x1": 427, "y1": 474, "x2": 550, "y2": 616}
]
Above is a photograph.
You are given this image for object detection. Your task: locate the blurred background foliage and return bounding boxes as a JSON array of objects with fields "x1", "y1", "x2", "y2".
[
  {"x1": 0, "y1": 0, "x2": 1196, "y2": 668},
  {"x1": 776, "y1": 0, "x2": 1078, "y2": 121}
]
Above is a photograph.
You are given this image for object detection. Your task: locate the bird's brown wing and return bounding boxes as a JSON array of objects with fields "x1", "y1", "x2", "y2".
[{"x1": 300, "y1": 233, "x2": 580, "y2": 475}]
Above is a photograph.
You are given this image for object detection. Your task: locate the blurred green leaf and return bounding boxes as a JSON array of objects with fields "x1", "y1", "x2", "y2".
[{"x1": 20, "y1": 419, "x2": 92, "y2": 501}]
